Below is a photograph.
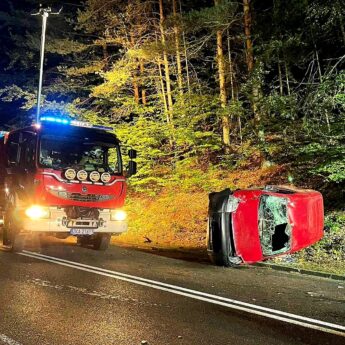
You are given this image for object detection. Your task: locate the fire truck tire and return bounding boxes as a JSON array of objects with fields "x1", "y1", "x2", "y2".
[
  {"x1": 77, "y1": 236, "x2": 91, "y2": 247},
  {"x1": 92, "y1": 234, "x2": 111, "y2": 251},
  {"x1": 11, "y1": 233, "x2": 26, "y2": 252},
  {"x1": 2, "y1": 206, "x2": 25, "y2": 252}
]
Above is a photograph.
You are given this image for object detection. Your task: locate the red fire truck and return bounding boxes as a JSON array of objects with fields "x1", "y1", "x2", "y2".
[{"x1": 0, "y1": 117, "x2": 137, "y2": 252}]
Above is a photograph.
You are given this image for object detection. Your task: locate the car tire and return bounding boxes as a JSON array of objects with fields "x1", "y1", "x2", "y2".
[
  {"x1": 208, "y1": 214, "x2": 236, "y2": 267},
  {"x1": 207, "y1": 189, "x2": 242, "y2": 267}
]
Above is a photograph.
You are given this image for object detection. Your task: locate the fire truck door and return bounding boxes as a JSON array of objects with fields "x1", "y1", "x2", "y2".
[{"x1": 17, "y1": 132, "x2": 37, "y2": 204}]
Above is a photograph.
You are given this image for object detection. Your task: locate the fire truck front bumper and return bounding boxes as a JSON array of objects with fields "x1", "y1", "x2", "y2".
[{"x1": 21, "y1": 207, "x2": 128, "y2": 235}]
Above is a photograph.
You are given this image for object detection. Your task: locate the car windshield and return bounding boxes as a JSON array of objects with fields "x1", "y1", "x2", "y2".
[{"x1": 39, "y1": 135, "x2": 121, "y2": 174}]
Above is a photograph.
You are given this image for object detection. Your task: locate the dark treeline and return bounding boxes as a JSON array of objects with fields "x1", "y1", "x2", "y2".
[{"x1": 0, "y1": 0, "x2": 344, "y2": 201}]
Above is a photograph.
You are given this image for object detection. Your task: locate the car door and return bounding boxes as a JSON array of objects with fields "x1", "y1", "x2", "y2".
[{"x1": 231, "y1": 190, "x2": 264, "y2": 263}]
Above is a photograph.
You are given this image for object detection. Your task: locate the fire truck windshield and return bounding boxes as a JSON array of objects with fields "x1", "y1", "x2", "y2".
[{"x1": 39, "y1": 135, "x2": 122, "y2": 174}]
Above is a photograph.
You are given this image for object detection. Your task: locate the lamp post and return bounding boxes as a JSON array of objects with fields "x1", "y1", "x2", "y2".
[{"x1": 32, "y1": 6, "x2": 62, "y2": 124}]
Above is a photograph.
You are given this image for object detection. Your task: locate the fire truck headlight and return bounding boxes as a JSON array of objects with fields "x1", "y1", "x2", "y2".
[
  {"x1": 65, "y1": 169, "x2": 77, "y2": 180},
  {"x1": 101, "y1": 172, "x2": 111, "y2": 183},
  {"x1": 77, "y1": 170, "x2": 88, "y2": 181},
  {"x1": 25, "y1": 206, "x2": 51, "y2": 220},
  {"x1": 90, "y1": 171, "x2": 101, "y2": 182},
  {"x1": 111, "y1": 210, "x2": 127, "y2": 221}
]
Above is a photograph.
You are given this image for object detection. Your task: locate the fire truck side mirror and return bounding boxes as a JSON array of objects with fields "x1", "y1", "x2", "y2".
[
  {"x1": 128, "y1": 161, "x2": 137, "y2": 177},
  {"x1": 128, "y1": 149, "x2": 137, "y2": 159}
]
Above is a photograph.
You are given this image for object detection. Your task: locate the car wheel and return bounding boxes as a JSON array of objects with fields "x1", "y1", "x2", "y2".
[
  {"x1": 208, "y1": 218, "x2": 235, "y2": 267},
  {"x1": 207, "y1": 189, "x2": 241, "y2": 267}
]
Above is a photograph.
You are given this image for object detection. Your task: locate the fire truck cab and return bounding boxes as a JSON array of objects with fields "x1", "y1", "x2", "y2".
[{"x1": 0, "y1": 117, "x2": 136, "y2": 252}]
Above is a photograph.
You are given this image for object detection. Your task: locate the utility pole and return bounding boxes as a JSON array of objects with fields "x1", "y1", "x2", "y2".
[{"x1": 32, "y1": 6, "x2": 62, "y2": 124}]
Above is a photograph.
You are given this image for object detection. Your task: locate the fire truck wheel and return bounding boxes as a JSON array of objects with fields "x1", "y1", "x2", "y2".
[
  {"x1": 3, "y1": 207, "x2": 25, "y2": 252},
  {"x1": 77, "y1": 236, "x2": 91, "y2": 247},
  {"x1": 92, "y1": 234, "x2": 111, "y2": 251}
]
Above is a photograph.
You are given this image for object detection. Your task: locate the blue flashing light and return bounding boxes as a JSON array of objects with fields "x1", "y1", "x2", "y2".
[
  {"x1": 40, "y1": 116, "x2": 70, "y2": 125},
  {"x1": 40, "y1": 116, "x2": 113, "y2": 131},
  {"x1": 0, "y1": 131, "x2": 9, "y2": 138}
]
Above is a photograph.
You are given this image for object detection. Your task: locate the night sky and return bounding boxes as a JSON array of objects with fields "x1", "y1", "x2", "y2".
[{"x1": 0, "y1": 1, "x2": 81, "y2": 129}]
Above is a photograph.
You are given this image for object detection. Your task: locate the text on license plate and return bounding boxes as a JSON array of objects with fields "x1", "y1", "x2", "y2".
[{"x1": 70, "y1": 229, "x2": 94, "y2": 235}]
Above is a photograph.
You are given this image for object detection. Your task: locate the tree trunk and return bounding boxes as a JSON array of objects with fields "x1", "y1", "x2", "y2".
[
  {"x1": 158, "y1": 59, "x2": 174, "y2": 146},
  {"x1": 243, "y1": 0, "x2": 260, "y2": 123},
  {"x1": 336, "y1": 0, "x2": 345, "y2": 45},
  {"x1": 102, "y1": 42, "x2": 109, "y2": 71},
  {"x1": 179, "y1": 0, "x2": 191, "y2": 94},
  {"x1": 130, "y1": 35, "x2": 140, "y2": 105},
  {"x1": 284, "y1": 61, "x2": 290, "y2": 96},
  {"x1": 278, "y1": 59, "x2": 283, "y2": 96},
  {"x1": 173, "y1": 0, "x2": 183, "y2": 96},
  {"x1": 215, "y1": 0, "x2": 230, "y2": 147},
  {"x1": 314, "y1": 48, "x2": 323, "y2": 82},
  {"x1": 238, "y1": 114, "x2": 243, "y2": 145},
  {"x1": 227, "y1": 30, "x2": 235, "y2": 100},
  {"x1": 133, "y1": 77, "x2": 140, "y2": 105},
  {"x1": 243, "y1": 0, "x2": 254, "y2": 72},
  {"x1": 159, "y1": 0, "x2": 174, "y2": 118},
  {"x1": 131, "y1": 66, "x2": 140, "y2": 105},
  {"x1": 339, "y1": 17, "x2": 345, "y2": 46},
  {"x1": 158, "y1": 59, "x2": 169, "y2": 116},
  {"x1": 140, "y1": 60, "x2": 147, "y2": 105},
  {"x1": 310, "y1": 30, "x2": 323, "y2": 82}
]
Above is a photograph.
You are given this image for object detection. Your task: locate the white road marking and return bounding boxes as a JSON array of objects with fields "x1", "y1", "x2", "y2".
[
  {"x1": 26, "y1": 278, "x2": 171, "y2": 308},
  {"x1": 0, "y1": 334, "x2": 23, "y2": 345},
  {"x1": 20, "y1": 250, "x2": 345, "y2": 337}
]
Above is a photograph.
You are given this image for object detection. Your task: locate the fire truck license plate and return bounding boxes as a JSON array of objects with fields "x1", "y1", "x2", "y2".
[{"x1": 70, "y1": 229, "x2": 94, "y2": 236}]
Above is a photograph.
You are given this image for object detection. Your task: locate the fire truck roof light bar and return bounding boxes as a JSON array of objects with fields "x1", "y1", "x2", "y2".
[
  {"x1": 39, "y1": 116, "x2": 113, "y2": 131},
  {"x1": 40, "y1": 116, "x2": 69, "y2": 124},
  {"x1": 0, "y1": 131, "x2": 9, "y2": 138}
]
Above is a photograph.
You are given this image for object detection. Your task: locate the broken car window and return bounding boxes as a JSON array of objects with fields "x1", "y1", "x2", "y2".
[{"x1": 258, "y1": 195, "x2": 291, "y2": 256}]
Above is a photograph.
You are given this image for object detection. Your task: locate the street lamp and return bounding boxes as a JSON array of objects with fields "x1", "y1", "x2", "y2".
[{"x1": 32, "y1": 6, "x2": 62, "y2": 124}]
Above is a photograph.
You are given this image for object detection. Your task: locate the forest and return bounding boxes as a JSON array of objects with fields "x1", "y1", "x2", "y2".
[{"x1": 0, "y1": 0, "x2": 344, "y2": 272}]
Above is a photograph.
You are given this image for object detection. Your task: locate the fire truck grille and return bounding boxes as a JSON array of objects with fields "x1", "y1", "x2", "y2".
[
  {"x1": 49, "y1": 190, "x2": 114, "y2": 202},
  {"x1": 68, "y1": 193, "x2": 113, "y2": 202}
]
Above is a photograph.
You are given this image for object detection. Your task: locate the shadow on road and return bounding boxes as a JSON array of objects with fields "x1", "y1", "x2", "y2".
[{"x1": 120, "y1": 244, "x2": 212, "y2": 264}]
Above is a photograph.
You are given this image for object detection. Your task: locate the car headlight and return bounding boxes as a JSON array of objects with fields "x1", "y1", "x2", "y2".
[
  {"x1": 110, "y1": 210, "x2": 127, "y2": 221},
  {"x1": 25, "y1": 206, "x2": 50, "y2": 220}
]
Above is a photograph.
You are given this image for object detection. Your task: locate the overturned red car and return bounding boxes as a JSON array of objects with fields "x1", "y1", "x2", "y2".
[{"x1": 207, "y1": 186, "x2": 324, "y2": 266}]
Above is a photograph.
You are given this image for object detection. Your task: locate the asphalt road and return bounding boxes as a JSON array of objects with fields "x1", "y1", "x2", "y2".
[{"x1": 0, "y1": 238, "x2": 344, "y2": 345}]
